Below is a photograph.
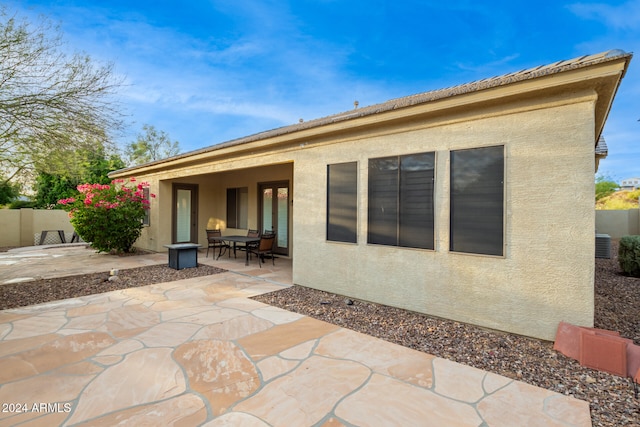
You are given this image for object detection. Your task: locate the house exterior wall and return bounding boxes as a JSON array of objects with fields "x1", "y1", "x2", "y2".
[{"x1": 291, "y1": 94, "x2": 596, "y2": 341}]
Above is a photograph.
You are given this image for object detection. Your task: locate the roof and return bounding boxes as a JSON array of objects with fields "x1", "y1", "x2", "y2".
[{"x1": 111, "y1": 49, "x2": 632, "y2": 176}]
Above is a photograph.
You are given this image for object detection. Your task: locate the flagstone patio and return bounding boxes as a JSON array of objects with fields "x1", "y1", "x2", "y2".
[{"x1": 0, "y1": 246, "x2": 591, "y2": 426}]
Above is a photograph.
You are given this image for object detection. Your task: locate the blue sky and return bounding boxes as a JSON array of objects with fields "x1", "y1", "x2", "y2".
[{"x1": 9, "y1": 0, "x2": 640, "y2": 181}]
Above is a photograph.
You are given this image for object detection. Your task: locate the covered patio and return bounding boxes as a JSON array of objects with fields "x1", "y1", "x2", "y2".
[{"x1": 138, "y1": 160, "x2": 294, "y2": 258}]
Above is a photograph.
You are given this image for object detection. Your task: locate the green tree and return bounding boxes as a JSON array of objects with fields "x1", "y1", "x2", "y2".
[
  {"x1": 33, "y1": 148, "x2": 125, "y2": 208},
  {"x1": 595, "y1": 174, "x2": 619, "y2": 201},
  {"x1": 0, "y1": 177, "x2": 19, "y2": 204},
  {"x1": 34, "y1": 173, "x2": 78, "y2": 209},
  {"x1": 124, "y1": 124, "x2": 181, "y2": 166},
  {"x1": 0, "y1": 8, "x2": 123, "y2": 185},
  {"x1": 82, "y1": 148, "x2": 126, "y2": 184}
]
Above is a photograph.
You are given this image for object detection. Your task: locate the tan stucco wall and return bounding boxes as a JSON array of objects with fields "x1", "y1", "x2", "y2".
[
  {"x1": 32, "y1": 210, "x2": 74, "y2": 234},
  {"x1": 291, "y1": 95, "x2": 597, "y2": 341},
  {"x1": 0, "y1": 209, "x2": 21, "y2": 246},
  {"x1": 0, "y1": 209, "x2": 73, "y2": 247}
]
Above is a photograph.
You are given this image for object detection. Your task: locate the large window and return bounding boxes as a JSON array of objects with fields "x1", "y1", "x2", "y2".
[
  {"x1": 227, "y1": 187, "x2": 248, "y2": 229},
  {"x1": 450, "y1": 145, "x2": 504, "y2": 256},
  {"x1": 368, "y1": 152, "x2": 435, "y2": 249},
  {"x1": 327, "y1": 162, "x2": 358, "y2": 243}
]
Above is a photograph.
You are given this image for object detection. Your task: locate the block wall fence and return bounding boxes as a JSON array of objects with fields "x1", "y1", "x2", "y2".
[
  {"x1": 0, "y1": 209, "x2": 74, "y2": 247},
  {"x1": 595, "y1": 209, "x2": 640, "y2": 238}
]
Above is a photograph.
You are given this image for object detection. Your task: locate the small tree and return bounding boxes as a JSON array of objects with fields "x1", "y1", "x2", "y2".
[
  {"x1": 124, "y1": 124, "x2": 181, "y2": 166},
  {"x1": 595, "y1": 174, "x2": 619, "y2": 201},
  {"x1": 58, "y1": 178, "x2": 154, "y2": 253}
]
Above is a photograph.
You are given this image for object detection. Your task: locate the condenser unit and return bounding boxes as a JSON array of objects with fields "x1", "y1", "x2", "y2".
[{"x1": 595, "y1": 234, "x2": 611, "y2": 259}]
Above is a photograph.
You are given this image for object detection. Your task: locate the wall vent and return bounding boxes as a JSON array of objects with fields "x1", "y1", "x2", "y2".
[{"x1": 596, "y1": 234, "x2": 611, "y2": 259}]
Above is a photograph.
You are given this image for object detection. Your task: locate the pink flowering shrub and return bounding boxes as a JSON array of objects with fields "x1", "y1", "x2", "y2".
[{"x1": 58, "y1": 178, "x2": 155, "y2": 253}]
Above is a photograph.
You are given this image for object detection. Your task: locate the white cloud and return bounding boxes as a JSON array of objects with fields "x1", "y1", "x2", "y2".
[
  {"x1": 567, "y1": 1, "x2": 640, "y2": 31},
  {"x1": 452, "y1": 54, "x2": 522, "y2": 75},
  {"x1": 9, "y1": 0, "x2": 395, "y2": 135}
]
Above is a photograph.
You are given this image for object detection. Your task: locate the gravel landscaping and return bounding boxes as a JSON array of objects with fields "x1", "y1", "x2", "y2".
[
  {"x1": 0, "y1": 263, "x2": 226, "y2": 310},
  {"x1": 0, "y1": 243, "x2": 638, "y2": 425}
]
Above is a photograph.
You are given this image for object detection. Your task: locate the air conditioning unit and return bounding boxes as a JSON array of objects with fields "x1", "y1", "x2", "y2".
[{"x1": 595, "y1": 234, "x2": 611, "y2": 259}]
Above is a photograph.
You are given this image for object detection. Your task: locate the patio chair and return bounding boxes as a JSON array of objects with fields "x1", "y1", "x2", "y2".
[
  {"x1": 237, "y1": 229, "x2": 260, "y2": 258},
  {"x1": 206, "y1": 229, "x2": 229, "y2": 258},
  {"x1": 248, "y1": 232, "x2": 276, "y2": 267}
]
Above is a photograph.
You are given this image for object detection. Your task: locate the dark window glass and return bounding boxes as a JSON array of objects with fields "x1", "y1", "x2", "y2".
[
  {"x1": 327, "y1": 162, "x2": 358, "y2": 243},
  {"x1": 368, "y1": 152, "x2": 435, "y2": 249},
  {"x1": 227, "y1": 187, "x2": 248, "y2": 229},
  {"x1": 450, "y1": 146, "x2": 504, "y2": 256}
]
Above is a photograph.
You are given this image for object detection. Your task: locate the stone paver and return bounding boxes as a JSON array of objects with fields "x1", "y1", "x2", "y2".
[
  {"x1": 0, "y1": 246, "x2": 592, "y2": 426},
  {"x1": 174, "y1": 339, "x2": 260, "y2": 415},
  {"x1": 337, "y1": 373, "x2": 483, "y2": 427},
  {"x1": 236, "y1": 356, "x2": 372, "y2": 426}
]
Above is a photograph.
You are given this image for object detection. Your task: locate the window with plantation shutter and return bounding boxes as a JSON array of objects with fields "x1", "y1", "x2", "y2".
[
  {"x1": 368, "y1": 152, "x2": 435, "y2": 249},
  {"x1": 327, "y1": 162, "x2": 358, "y2": 243},
  {"x1": 450, "y1": 146, "x2": 504, "y2": 256}
]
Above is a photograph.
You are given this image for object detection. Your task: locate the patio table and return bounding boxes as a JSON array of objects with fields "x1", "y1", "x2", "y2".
[{"x1": 213, "y1": 235, "x2": 260, "y2": 266}]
